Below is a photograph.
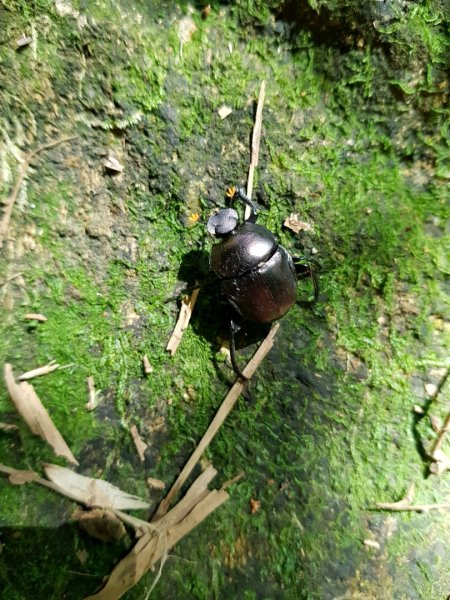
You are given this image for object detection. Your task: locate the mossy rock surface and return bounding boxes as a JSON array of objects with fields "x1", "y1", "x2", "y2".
[{"x1": 0, "y1": 1, "x2": 449, "y2": 599}]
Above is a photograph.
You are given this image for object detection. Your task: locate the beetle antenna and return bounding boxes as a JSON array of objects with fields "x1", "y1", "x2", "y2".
[{"x1": 227, "y1": 185, "x2": 258, "y2": 223}]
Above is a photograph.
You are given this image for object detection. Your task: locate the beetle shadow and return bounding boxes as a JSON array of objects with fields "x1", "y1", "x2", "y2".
[{"x1": 174, "y1": 249, "x2": 271, "y2": 381}]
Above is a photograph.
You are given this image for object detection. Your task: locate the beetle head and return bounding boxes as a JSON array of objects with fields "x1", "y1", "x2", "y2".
[{"x1": 207, "y1": 208, "x2": 238, "y2": 236}]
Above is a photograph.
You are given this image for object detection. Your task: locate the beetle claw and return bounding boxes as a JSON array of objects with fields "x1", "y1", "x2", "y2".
[{"x1": 229, "y1": 319, "x2": 250, "y2": 381}]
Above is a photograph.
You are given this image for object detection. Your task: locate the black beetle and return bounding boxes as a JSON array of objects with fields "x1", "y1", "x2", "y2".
[{"x1": 206, "y1": 186, "x2": 318, "y2": 379}]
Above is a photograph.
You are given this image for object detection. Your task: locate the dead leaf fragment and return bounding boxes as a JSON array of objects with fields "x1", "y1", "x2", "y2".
[
  {"x1": 363, "y1": 539, "x2": 381, "y2": 550},
  {"x1": 16, "y1": 35, "x2": 32, "y2": 48},
  {"x1": 147, "y1": 477, "x2": 166, "y2": 491},
  {"x1": 76, "y1": 549, "x2": 89, "y2": 565},
  {"x1": 201, "y1": 5, "x2": 211, "y2": 19},
  {"x1": 72, "y1": 508, "x2": 126, "y2": 542},
  {"x1": 178, "y1": 16, "x2": 197, "y2": 45},
  {"x1": 8, "y1": 469, "x2": 39, "y2": 485},
  {"x1": 103, "y1": 156, "x2": 124, "y2": 173},
  {"x1": 218, "y1": 105, "x2": 233, "y2": 120},
  {"x1": 0, "y1": 422, "x2": 19, "y2": 432},
  {"x1": 425, "y1": 382, "x2": 438, "y2": 397},
  {"x1": 249, "y1": 498, "x2": 260, "y2": 514},
  {"x1": 283, "y1": 213, "x2": 313, "y2": 234},
  {"x1": 4, "y1": 364, "x2": 79, "y2": 465},
  {"x1": 43, "y1": 464, "x2": 150, "y2": 510},
  {"x1": 166, "y1": 288, "x2": 200, "y2": 355}
]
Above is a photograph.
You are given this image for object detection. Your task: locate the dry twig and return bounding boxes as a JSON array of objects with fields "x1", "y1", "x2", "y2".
[
  {"x1": 86, "y1": 375, "x2": 98, "y2": 411},
  {"x1": 18, "y1": 360, "x2": 60, "y2": 381},
  {"x1": 221, "y1": 471, "x2": 245, "y2": 489},
  {"x1": 153, "y1": 322, "x2": 279, "y2": 521},
  {"x1": 0, "y1": 422, "x2": 19, "y2": 431},
  {"x1": 166, "y1": 287, "x2": 200, "y2": 355},
  {"x1": 142, "y1": 355, "x2": 153, "y2": 375},
  {"x1": 375, "y1": 482, "x2": 450, "y2": 512},
  {"x1": 23, "y1": 313, "x2": 47, "y2": 322},
  {"x1": 245, "y1": 80, "x2": 266, "y2": 217},
  {"x1": 130, "y1": 424, "x2": 148, "y2": 462},
  {"x1": 363, "y1": 539, "x2": 381, "y2": 550},
  {"x1": 84, "y1": 466, "x2": 229, "y2": 600},
  {"x1": 375, "y1": 501, "x2": 450, "y2": 513},
  {"x1": 0, "y1": 272, "x2": 23, "y2": 288},
  {"x1": 423, "y1": 369, "x2": 450, "y2": 475},
  {"x1": 0, "y1": 135, "x2": 77, "y2": 247},
  {"x1": 428, "y1": 410, "x2": 450, "y2": 475}
]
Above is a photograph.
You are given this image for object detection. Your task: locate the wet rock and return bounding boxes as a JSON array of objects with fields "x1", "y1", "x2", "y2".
[{"x1": 85, "y1": 193, "x2": 113, "y2": 239}]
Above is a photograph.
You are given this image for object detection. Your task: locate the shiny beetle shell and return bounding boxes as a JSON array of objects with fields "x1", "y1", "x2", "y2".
[{"x1": 210, "y1": 222, "x2": 297, "y2": 323}]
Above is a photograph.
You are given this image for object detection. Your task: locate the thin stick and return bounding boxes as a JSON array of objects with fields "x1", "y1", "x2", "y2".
[
  {"x1": 425, "y1": 369, "x2": 450, "y2": 475},
  {"x1": 429, "y1": 410, "x2": 450, "y2": 459},
  {"x1": 0, "y1": 422, "x2": 19, "y2": 431},
  {"x1": 374, "y1": 481, "x2": 450, "y2": 512},
  {"x1": 375, "y1": 502, "x2": 450, "y2": 512},
  {"x1": 86, "y1": 375, "x2": 98, "y2": 411},
  {"x1": 0, "y1": 135, "x2": 77, "y2": 246},
  {"x1": 245, "y1": 80, "x2": 266, "y2": 218},
  {"x1": 18, "y1": 360, "x2": 59, "y2": 381},
  {"x1": 23, "y1": 313, "x2": 47, "y2": 322},
  {"x1": 153, "y1": 322, "x2": 280, "y2": 521},
  {"x1": 0, "y1": 272, "x2": 23, "y2": 288},
  {"x1": 130, "y1": 424, "x2": 147, "y2": 462},
  {"x1": 142, "y1": 355, "x2": 153, "y2": 375},
  {"x1": 166, "y1": 288, "x2": 200, "y2": 355},
  {"x1": 221, "y1": 471, "x2": 245, "y2": 489}
]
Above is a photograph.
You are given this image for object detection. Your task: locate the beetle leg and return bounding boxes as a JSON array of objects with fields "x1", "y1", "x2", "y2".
[
  {"x1": 229, "y1": 319, "x2": 249, "y2": 381},
  {"x1": 293, "y1": 258, "x2": 319, "y2": 307}
]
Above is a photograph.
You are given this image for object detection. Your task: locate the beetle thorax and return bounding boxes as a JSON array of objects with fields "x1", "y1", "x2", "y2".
[{"x1": 210, "y1": 223, "x2": 277, "y2": 278}]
